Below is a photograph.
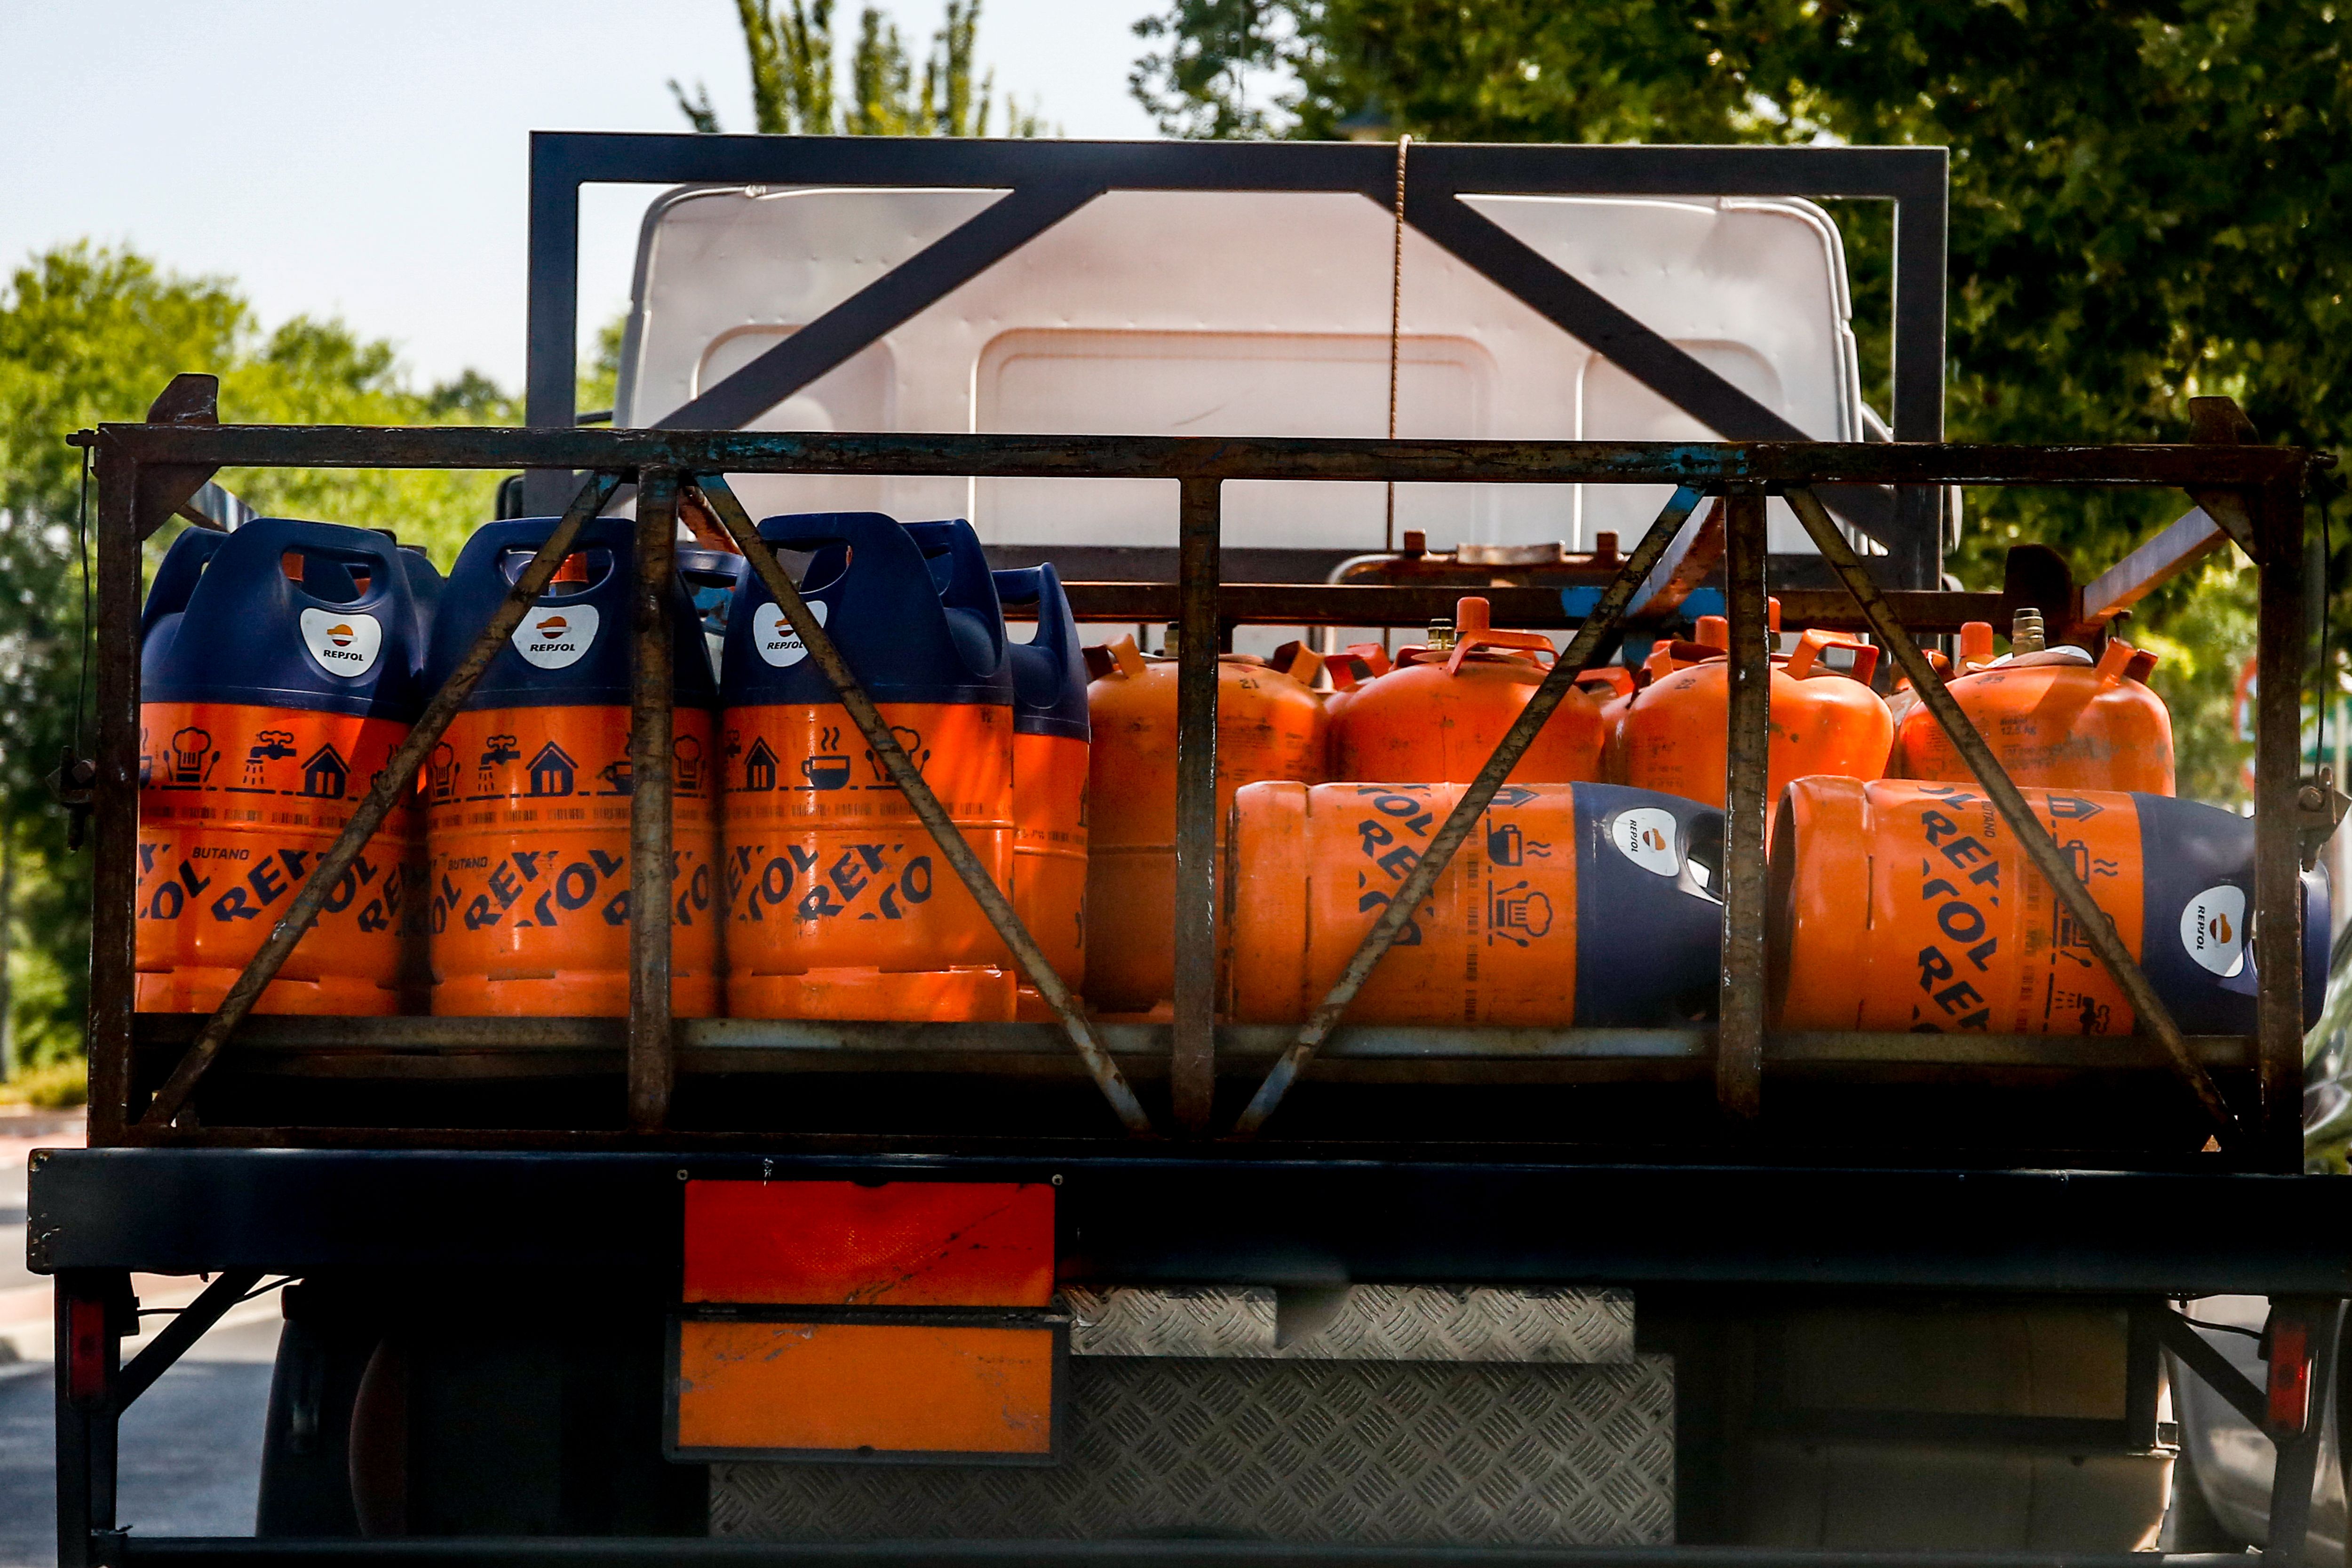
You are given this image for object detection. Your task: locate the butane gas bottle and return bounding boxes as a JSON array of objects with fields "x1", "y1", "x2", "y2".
[
  {"x1": 677, "y1": 547, "x2": 747, "y2": 684},
  {"x1": 1083, "y1": 636, "x2": 1327, "y2": 1015},
  {"x1": 421, "y1": 518, "x2": 720, "y2": 1016},
  {"x1": 137, "y1": 520, "x2": 428, "y2": 1014},
  {"x1": 721, "y1": 513, "x2": 1016, "y2": 1021},
  {"x1": 1893, "y1": 612, "x2": 2175, "y2": 795},
  {"x1": 989, "y1": 564, "x2": 1090, "y2": 1019},
  {"x1": 1319, "y1": 642, "x2": 1391, "y2": 772},
  {"x1": 1620, "y1": 604, "x2": 1892, "y2": 818},
  {"x1": 1225, "y1": 781, "x2": 1725, "y2": 1026},
  {"x1": 1885, "y1": 621, "x2": 1996, "y2": 731},
  {"x1": 1772, "y1": 776, "x2": 2329, "y2": 1035},
  {"x1": 1327, "y1": 597, "x2": 1607, "y2": 785}
]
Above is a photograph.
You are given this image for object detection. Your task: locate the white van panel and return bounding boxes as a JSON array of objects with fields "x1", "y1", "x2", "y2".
[{"x1": 620, "y1": 185, "x2": 1861, "y2": 554}]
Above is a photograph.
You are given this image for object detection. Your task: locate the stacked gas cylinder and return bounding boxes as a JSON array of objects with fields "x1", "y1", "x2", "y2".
[{"x1": 134, "y1": 519, "x2": 2324, "y2": 1038}]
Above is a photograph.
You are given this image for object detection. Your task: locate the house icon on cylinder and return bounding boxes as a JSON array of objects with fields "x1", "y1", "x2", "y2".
[
  {"x1": 299, "y1": 744, "x2": 350, "y2": 799},
  {"x1": 526, "y1": 741, "x2": 578, "y2": 797},
  {"x1": 742, "y1": 738, "x2": 778, "y2": 792}
]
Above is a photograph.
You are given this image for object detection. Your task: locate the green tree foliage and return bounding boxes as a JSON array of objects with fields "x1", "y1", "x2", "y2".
[
  {"x1": 1133, "y1": 0, "x2": 2352, "y2": 802},
  {"x1": 0, "y1": 243, "x2": 510, "y2": 1072},
  {"x1": 672, "y1": 0, "x2": 1050, "y2": 137}
]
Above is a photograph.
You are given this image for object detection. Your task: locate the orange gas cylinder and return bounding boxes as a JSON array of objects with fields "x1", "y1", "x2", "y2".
[
  {"x1": 1581, "y1": 667, "x2": 1639, "y2": 783},
  {"x1": 1620, "y1": 608, "x2": 1892, "y2": 817},
  {"x1": 136, "y1": 521, "x2": 429, "y2": 1015},
  {"x1": 422, "y1": 519, "x2": 721, "y2": 1017},
  {"x1": 987, "y1": 561, "x2": 1090, "y2": 1020},
  {"x1": 1886, "y1": 621, "x2": 1994, "y2": 729},
  {"x1": 1082, "y1": 636, "x2": 1326, "y2": 1014},
  {"x1": 1892, "y1": 614, "x2": 2174, "y2": 795},
  {"x1": 1320, "y1": 642, "x2": 1391, "y2": 772},
  {"x1": 1772, "y1": 776, "x2": 2328, "y2": 1036},
  {"x1": 1327, "y1": 597, "x2": 1608, "y2": 784},
  {"x1": 1225, "y1": 781, "x2": 1726, "y2": 1026},
  {"x1": 722, "y1": 513, "x2": 1017, "y2": 1022}
]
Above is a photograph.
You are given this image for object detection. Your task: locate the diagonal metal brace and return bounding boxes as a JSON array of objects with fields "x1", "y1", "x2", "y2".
[
  {"x1": 690, "y1": 475, "x2": 1155, "y2": 1137},
  {"x1": 138, "y1": 471, "x2": 624, "y2": 1129},
  {"x1": 2153, "y1": 1307, "x2": 2270, "y2": 1433},
  {"x1": 1231, "y1": 485, "x2": 1711, "y2": 1138},
  {"x1": 114, "y1": 1269, "x2": 264, "y2": 1411},
  {"x1": 1783, "y1": 485, "x2": 2238, "y2": 1141}
]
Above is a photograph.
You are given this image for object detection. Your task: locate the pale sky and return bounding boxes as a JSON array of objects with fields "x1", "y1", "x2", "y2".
[{"x1": 0, "y1": 0, "x2": 1163, "y2": 394}]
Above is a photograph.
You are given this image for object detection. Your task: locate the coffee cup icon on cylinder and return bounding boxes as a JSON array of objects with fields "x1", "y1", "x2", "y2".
[{"x1": 801, "y1": 754, "x2": 851, "y2": 790}]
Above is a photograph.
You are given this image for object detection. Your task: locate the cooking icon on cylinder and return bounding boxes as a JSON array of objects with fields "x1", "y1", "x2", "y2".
[
  {"x1": 1490, "y1": 882, "x2": 1554, "y2": 946},
  {"x1": 164, "y1": 727, "x2": 213, "y2": 786}
]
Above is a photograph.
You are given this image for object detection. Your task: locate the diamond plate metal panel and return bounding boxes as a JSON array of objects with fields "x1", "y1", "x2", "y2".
[
  {"x1": 711, "y1": 1353, "x2": 1674, "y2": 1546},
  {"x1": 1063, "y1": 1285, "x2": 1633, "y2": 1363}
]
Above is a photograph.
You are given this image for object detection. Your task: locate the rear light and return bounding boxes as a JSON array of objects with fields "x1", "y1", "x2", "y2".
[
  {"x1": 683, "y1": 1180, "x2": 1054, "y2": 1306},
  {"x1": 2269, "y1": 1315, "x2": 2313, "y2": 1435},
  {"x1": 66, "y1": 1295, "x2": 110, "y2": 1405}
]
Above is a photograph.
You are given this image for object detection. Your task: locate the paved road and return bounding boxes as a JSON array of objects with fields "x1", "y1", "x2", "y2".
[{"x1": 0, "y1": 1115, "x2": 279, "y2": 1568}]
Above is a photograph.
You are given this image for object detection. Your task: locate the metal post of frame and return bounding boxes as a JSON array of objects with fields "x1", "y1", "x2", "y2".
[
  {"x1": 628, "y1": 470, "x2": 680, "y2": 1130},
  {"x1": 1173, "y1": 478, "x2": 1221, "y2": 1134},
  {"x1": 1717, "y1": 491, "x2": 1772, "y2": 1121},
  {"x1": 2253, "y1": 479, "x2": 2310, "y2": 1170},
  {"x1": 87, "y1": 438, "x2": 141, "y2": 1142}
]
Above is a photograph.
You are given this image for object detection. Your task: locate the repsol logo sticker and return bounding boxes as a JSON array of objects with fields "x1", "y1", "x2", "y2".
[
  {"x1": 512, "y1": 604, "x2": 599, "y2": 670},
  {"x1": 1605, "y1": 806, "x2": 1680, "y2": 877},
  {"x1": 754, "y1": 599, "x2": 828, "y2": 668},
  {"x1": 2180, "y1": 884, "x2": 2249, "y2": 978},
  {"x1": 298, "y1": 609, "x2": 383, "y2": 678}
]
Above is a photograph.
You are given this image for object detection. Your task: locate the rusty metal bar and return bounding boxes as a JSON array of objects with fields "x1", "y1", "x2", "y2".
[
  {"x1": 689, "y1": 475, "x2": 1155, "y2": 1137},
  {"x1": 1173, "y1": 478, "x2": 1221, "y2": 1134},
  {"x1": 627, "y1": 470, "x2": 680, "y2": 1131},
  {"x1": 1716, "y1": 492, "x2": 1771, "y2": 1121},
  {"x1": 135, "y1": 471, "x2": 623, "y2": 1129},
  {"x1": 2079, "y1": 507, "x2": 2232, "y2": 626},
  {"x1": 90, "y1": 422, "x2": 2314, "y2": 490},
  {"x1": 2253, "y1": 480, "x2": 2309, "y2": 1169},
  {"x1": 1231, "y1": 485, "x2": 1708, "y2": 1138},
  {"x1": 1044, "y1": 581, "x2": 2006, "y2": 633},
  {"x1": 1782, "y1": 486, "x2": 2238, "y2": 1142},
  {"x1": 87, "y1": 438, "x2": 143, "y2": 1142}
]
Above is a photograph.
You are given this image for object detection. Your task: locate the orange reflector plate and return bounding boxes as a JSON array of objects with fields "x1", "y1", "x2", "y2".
[
  {"x1": 682, "y1": 1180, "x2": 1054, "y2": 1306},
  {"x1": 670, "y1": 1317, "x2": 1060, "y2": 1462}
]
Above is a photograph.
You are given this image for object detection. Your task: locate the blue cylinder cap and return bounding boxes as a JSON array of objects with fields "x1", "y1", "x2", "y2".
[
  {"x1": 719, "y1": 512, "x2": 1010, "y2": 709},
  {"x1": 141, "y1": 518, "x2": 429, "y2": 723},
  {"x1": 424, "y1": 517, "x2": 718, "y2": 710}
]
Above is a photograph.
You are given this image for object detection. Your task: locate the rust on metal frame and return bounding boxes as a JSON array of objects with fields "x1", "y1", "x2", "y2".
[
  {"x1": 2251, "y1": 477, "x2": 2309, "y2": 1166},
  {"x1": 1229, "y1": 485, "x2": 1710, "y2": 1139},
  {"x1": 89, "y1": 422, "x2": 2314, "y2": 490},
  {"x1": 687, "y1": 476, "x2": 1156, "y2": 1138},
  {"x1": 1172, "y1": 477, "x2": 1221, "y2": 1134},
  {"x1": 628, "y1": 469, "x2": 681, "y2": 1131},
  {"x1": 1716, "y1": 491, "x2": 1771, "y2": 1121},
  {"x1": 133, "y1": 471, "x2": 624, "y2": 1130},
  {"x1": 1781, "y1": 486, "x2": 2239, "y2": 1146}
]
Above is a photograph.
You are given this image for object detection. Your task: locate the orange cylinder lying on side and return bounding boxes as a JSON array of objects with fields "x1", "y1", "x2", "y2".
[
  {"x1": 1327, "y1": 597, "x2": 1608, "y2": 785},
  {"x1": 136, "y1": 521, "x2": 431, "y2": 1015},
  {"x1": 1083, "y1": 637, "x2": 1326, "y2": 1015},
  {"x1": 1893, "y1": 619, "x2": 2174, "y2": 795},
  {"x1": 1771, "y1": 776, "x2": 2328, "y2": 1036},
  {"x1": 1620, "y1": 607, "x2": 1892, "y2": 819},
  {"x1": 1225, "y1": 780, "x2": 1726, "y2": 1027},
  {"x1": 424, "y1": 519, "x2": 722, "y2": 1017}
]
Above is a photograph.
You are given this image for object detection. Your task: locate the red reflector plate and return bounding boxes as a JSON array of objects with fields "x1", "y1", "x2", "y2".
[
  {"x1": 682, "y1": 1180, "x2": 1054, "y2": 1306},
  {"x1": 670, "y1": 1318, "x2": 1058, "y2": 1461}
]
